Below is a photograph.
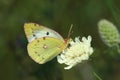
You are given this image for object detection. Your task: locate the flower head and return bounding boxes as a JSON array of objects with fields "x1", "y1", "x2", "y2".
[{"x1": 57, "y1": 36, "x2": 93, "y2": 69}]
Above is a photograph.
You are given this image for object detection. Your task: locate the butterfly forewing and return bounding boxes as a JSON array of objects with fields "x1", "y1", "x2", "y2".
[{"x1": 24, "y1": 23, "x2": 64, "y2": 42}]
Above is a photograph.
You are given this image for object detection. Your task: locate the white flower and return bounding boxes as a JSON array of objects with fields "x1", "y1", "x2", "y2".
[{"x1": 57, "y1": 36, "x2": 93, "y2": 69}]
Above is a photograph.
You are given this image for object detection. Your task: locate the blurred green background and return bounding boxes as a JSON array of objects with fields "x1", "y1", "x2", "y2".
[{"x1": 0, "y1": 0, "x2": 120, "y2": 80}]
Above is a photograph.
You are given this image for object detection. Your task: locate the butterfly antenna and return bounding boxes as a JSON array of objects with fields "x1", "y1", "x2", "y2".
[{"x1": 67, "y1": 24, "x2": 73, "y2": 39}]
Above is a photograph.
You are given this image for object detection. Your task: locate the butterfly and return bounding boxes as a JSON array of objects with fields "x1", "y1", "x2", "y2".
[{"x1": 24, "y1": 23, "x2": 71, "y2": 64}]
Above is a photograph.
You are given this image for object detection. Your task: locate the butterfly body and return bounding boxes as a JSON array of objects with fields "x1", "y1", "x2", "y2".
[{"x1": 24, "y1": 23, "x2": 69, "y2": 64}]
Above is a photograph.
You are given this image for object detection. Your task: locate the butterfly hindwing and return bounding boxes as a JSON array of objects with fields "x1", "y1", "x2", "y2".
[{"x1": 27, "y1": 37, "x2": 66, "y2": 64}]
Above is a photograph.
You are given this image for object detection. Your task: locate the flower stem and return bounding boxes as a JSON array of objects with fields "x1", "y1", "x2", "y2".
[{"x1": 93, "y1": 72, "x2": 102, "y2": 80}]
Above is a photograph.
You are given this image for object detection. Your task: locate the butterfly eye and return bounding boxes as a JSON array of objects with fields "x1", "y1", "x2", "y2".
[{"x1": 46, "y1": 32, "x2": 49, "y2": 35}]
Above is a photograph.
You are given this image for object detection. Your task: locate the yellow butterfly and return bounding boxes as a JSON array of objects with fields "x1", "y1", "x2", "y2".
[{"x1": 24, "y1": 23, "x2": 71, "y2": 64}]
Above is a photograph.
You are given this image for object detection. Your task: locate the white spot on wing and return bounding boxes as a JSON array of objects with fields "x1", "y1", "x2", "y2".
[{"x1": 43, "y1": 44, "x2": 47, "y2": 49}]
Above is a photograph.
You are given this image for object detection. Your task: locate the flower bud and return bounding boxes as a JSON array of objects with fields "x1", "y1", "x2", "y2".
[{"x1": 98, "y1": 19, "x2": 120, "y2": 47}]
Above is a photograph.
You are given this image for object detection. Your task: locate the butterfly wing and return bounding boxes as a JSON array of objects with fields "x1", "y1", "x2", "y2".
[
  {"x1": 24, "y1": 23, "x2": 64, "y2": 42},
  {"x1": 27, "y1": 37, "x2": 67, "y2": 64}
]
